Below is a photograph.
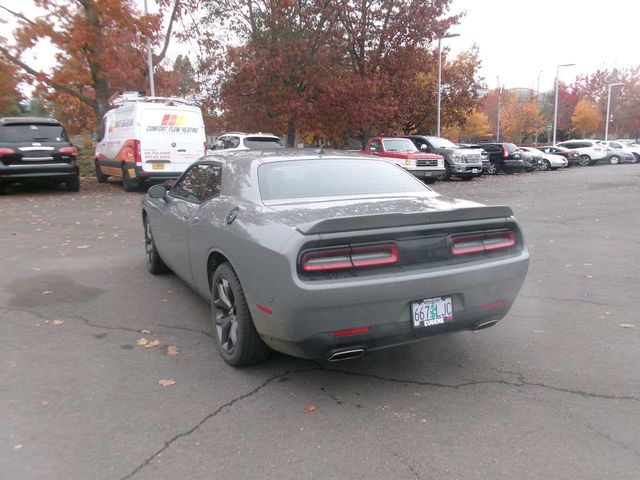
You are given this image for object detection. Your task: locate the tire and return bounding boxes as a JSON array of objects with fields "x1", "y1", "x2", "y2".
[
  {"x1": 143, "y1": 215, "x2": 169, "y2": 274},
  {"x1": 632, "y1": 153, "x2": 640, "y2": 164},
  {"x1": 122, "y1": 166, "x2": 138, "y2": 192},
  {"x1": 95, "y1": 161, "x2": 108, "y2": 183},
  {"x1": 0, "y1": 184, "x2": 7, "y2": 195},
  {"x1": 609, "y1": 155, "x2": 620, "y2": 165},
  {"x1": 539, "y1": 160, "x2": 550, "y2": 171},
  {"x1": 441, "y1": 162, "x2": 451, "y2": 181},
  {"x1": 211, "y1": 262, "x2": 270, "y2": 366},
  {"x1": 424, "y1": 178, "x2": 437, "y2": 185},
  {"x1": 460, "y1": 175, "x2": 474, "y2": 181},
  {"x1": 550, "y1": 167, "x2": 558, "y2": 171},
  {"x1": 487, "y1": 161, "x2": 499, "y2": 175},
  {"x1": 65, "y1": 176, "x2": 80, "y2": 192},
  {"x1": 578, "y1": 154, "x2": 591, "y2": 166}
]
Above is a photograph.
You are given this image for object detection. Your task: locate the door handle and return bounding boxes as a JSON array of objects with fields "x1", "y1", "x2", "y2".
[{"x1": 177, "y1": 149, "x2": 187, "y2": 152}]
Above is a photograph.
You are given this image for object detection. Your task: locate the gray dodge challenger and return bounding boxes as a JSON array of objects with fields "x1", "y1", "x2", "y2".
[{"x1": 142, "y1": 149, "x2": 529, "y2": 366}]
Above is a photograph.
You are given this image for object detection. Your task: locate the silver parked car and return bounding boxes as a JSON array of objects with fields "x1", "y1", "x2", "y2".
[{"x1": 142, "y1": 150, "x2": 529, "y2": 366}]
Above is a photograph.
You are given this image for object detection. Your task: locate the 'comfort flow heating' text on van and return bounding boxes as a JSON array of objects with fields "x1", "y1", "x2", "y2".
[{"x1": 94, "y1": 92, "x2": 206, "y2": 191}]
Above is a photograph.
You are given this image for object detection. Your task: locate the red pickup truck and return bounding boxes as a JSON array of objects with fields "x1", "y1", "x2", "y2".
[{"x1": 362, "y1": 137, "x2": 445, "y2": 183}]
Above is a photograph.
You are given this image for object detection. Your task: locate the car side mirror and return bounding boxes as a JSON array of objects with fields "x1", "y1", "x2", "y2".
[
  {"x1": 419, "y1": 144, "x2": 428, "y2": 151},
  {"x1": 148, "y1": 183, "x2": 168, "y2": 199},
  {"x1": 370, "y1": 146, "x2": 377, "y2": 153}
]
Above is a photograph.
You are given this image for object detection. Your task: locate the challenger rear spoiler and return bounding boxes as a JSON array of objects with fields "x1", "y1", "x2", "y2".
[{"x1": 296, "y1": 206, "x2": 514, "y2": 234}]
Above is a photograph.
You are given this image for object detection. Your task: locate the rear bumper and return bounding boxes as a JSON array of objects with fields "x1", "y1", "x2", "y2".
[
  {"x1": 249, "y1": 250, "x2": 529, "y2": 360},
  {"x1": 0, "y1": 162, "x2": 78, "y2": 183}
]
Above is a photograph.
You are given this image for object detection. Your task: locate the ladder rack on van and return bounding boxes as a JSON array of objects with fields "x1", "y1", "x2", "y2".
[{"x1": 109, "y1": 91, "x2": 201, "y2": 107}]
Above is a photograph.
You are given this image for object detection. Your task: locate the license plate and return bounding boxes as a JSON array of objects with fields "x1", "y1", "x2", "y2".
[
  {"x1": 411, "y1": 297, "x2": 453, "y2": 328},
  {"x1": 152, "y1": 163, "x2": 165, "y2": 170},
  {"x1": 424, "y1": 172, "x2": 432, "y2": 177}
]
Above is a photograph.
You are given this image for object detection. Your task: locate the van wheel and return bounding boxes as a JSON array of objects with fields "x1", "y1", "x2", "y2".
[
  {"x1": 211, "y1": 262, "x2": 270, "y2": 366},
  {"x1": 122, "y1": 167, "x2": 138, "y2": 192},
  {"x1": 95, "y1": 161, "x2": 108, "y2": 183}
]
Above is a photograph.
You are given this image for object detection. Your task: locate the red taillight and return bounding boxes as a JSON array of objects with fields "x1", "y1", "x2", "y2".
[
  {"x1": 203, "y1": 141, "x2": 207, "y2": 154},
  {"x1": 256, "y1": 304, "x2": 272, "y2": 315},
  {"x1": 501, "y1": 144, "x2": 509, "y2": 158},
  {"x1": 59, "y1": 146, "x2": 78, "y2": 156},
  {"x1": 482, "y1": 300, "x2": 506, "y2": 310},
  {"x1": 451, "y1": 231, "x2": 516, "y2": 256},
  {"x1": 301, "y1": 248, "x2": 352, "y2": 272},
  {"x1": 333, "y1": 327, "x2": 370, "y2": 337},
  {"x1": 301, "y1": 244, "x2": 398, "y2": 272},
  {"x1": 133, "y1": 139, "x2": 142, "y2": 165},
  {"x1": 0, "y1": 147, "x2": 14, "y2": 157}
]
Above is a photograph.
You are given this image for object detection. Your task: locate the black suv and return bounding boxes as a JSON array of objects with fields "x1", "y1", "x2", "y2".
[
  {"x1": 405, "y1": 135, "x2": 484, "y2": 180},
  {"x1": 474, "y1": 142, "x2": 525, "y2": 174},
  {"x1": 0, "y1": 117, "x2": 79, "y2": 194}
]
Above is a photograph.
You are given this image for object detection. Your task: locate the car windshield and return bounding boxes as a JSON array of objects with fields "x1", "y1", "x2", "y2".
[
  {"x1": 426, "y1": 137, "x2": 457, "y2": 149},
  {"x1": 258, "y1": 159, "x2": 428, "y2": 201},
  {"x1": 0, "y1": 124, "x2": 67, "y2": 143},
  {"x1": 243, "y1": 137, "x2": 284, "y2": 149},
  {"x1": 382, "y1": 139, "x2": 418, "y2": 153}
]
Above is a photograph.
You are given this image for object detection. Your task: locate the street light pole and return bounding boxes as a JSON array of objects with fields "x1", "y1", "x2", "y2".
[
  {"x1": 436, "y1": 33, "x2": 460, "y2": 137},
  {"x1": 535, "y1": 70, "x2": 542, "y2": 145},
  {"x1": 496, "y1": 76, "x2": 502, "y2": 141},
  {"x1": 552, "y1": 63, "x2": 575, "y2": 145},
  {"x1": 605, "y1": 83, "x2": 624, "y2": 141},
  {"x1": 144, "y1": 0, "x2": 155, "y2": 97}
]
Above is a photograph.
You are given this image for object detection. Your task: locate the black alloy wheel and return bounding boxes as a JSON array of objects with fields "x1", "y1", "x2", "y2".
[
  {"x1": 143, "y1": 216, "x2": 169, "y2": 274},
  {"x1": 211, "y1": 263, "x2": 269, "y2": 366}
]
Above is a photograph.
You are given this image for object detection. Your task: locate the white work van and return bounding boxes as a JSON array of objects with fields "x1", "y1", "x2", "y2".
[{"x1": 94, "y1": 94, "x2": 206, "y2": 191}]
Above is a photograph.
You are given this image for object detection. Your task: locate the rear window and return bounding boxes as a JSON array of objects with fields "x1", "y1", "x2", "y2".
[
  {"x1": 503, "y1": 143, "x2": 519, "y2": 153},
  {"x1": 258, "y1": 159, "x2": 428, "y2": 201},
  {"x1": 0, "y1": 124, "x2": 67, "y2": 143},
  {"x1": 243, "y1": 137, "x2": 283, "y2": 149}
]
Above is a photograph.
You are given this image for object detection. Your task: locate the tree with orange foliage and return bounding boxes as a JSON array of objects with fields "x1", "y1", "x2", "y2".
[
  {"x1": 0, "y1": 57, "x2": 23, "y2": 115},
  {"x1": 571, "y1": 99, "x2": 601, "y2": 137},
  {"x1": 500, "y1": 96, "x2": 545, "y2": 144},
  {"x1": 0, "y1": 1, "x2": 193, "y2": 132}
]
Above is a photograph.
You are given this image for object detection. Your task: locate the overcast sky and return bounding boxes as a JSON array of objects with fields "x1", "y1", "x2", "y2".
[
  {"x1": 1, "y1": 0, "x2": 638, "y2": 93},
  {"x1": 448, "y1": 0, "x2": 639, "y2": 91}
]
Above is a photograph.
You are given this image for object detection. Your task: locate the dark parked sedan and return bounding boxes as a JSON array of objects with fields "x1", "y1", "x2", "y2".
[
  {"x1": 0, "y1": 117, "x2": 80, "y2": 193},
  {"x1": 142, "y1": 150, "x2": 529, "y2": 366}
]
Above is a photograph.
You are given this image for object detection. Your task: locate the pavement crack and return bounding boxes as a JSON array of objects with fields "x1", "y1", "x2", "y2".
[
  {"x1": 391, "y1": 451, "x2": 423, "y2": 479},
  {"x1": 317, "y1": 366, "x2": 640, "y2": 403},
  {"x1": 119, "y1": 368, "x2": 315, "y2": 480},
  {"x1": 156, "y1": 323, "x2": 215, "y2": 339},
  {"x1": 585, "y1": 424, "x2": 640, "y2": 458},
  {"x1": 1, "y1": 307, "x2": 140, "y2": 333}
]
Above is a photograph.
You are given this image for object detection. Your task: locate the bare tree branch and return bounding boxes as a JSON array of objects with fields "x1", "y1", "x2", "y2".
[
  {"x1": 154, "y1": 0, "x2": 180, "y2": 66},
  {"x1": 0, "y1": 4, "x2": 37, "y2": 27},
  {"x1": 0, "y1": 45, "x2": 97, "y2": 110}
]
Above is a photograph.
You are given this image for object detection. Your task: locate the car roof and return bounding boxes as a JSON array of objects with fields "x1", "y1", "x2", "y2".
[
  {"x1": 0, "y1": 116, "x2": 63, "y2": 126},
  {"x1": 220, "y1": 132, "x2": 280, "y2": 138},
  {"x1": 198, "y1": 148, "x2": 379, "y2": 166}
]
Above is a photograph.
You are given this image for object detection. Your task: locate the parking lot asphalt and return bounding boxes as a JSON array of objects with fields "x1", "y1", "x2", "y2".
[{"x1": 1, "y1": 165, "x2": 639, "y2": 480}]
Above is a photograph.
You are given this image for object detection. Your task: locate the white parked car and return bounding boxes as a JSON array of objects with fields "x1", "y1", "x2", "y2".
[
  {"x1": 211, "y1": 132, "x2": 284, "y2": 151},
  {"x1": 598, "y1": 140, "x2": 639, "y2": 164},
  {"x1": 519, "y1": 147, "x2": 568, "y2": 170},
  {"x1": 556, "y1": 140, "x2": 607, "y2": 166}
]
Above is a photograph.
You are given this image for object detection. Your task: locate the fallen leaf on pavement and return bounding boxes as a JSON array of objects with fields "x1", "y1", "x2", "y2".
[
  {"x1": 303, "y1": 405, "x2": 317, "y2": 414},
  {"x1": 140, "y1": 329, "x2": 151, "y2": 334},
  {"x1": 619, "y1": 324, "x2": 635, "y2": 329},
  {"x1": 42, "y1": 291, "x2": 53, "y2": 295},
  {"x1": 31, "y1": 267, "x2": 41, "y2": 272},
  {"x1": 166, "y1": 345, "x2": 179, "y2": 356},
  {"x1": 76, "y1": 245, "x2": 90, "y2": 249},
  {"x1": 136, "y1": 338, "x2": 149, "y2": 346},
  {"x1": 14, "y1": 444, "x2": 23, "y2": 450},
  {"x1": 157, "y1": 379, "x2": 176, "y2": 387},
  {"x1": 144, "y1": 339, "x2": 160, "y2": 348},
  {"x1": 585, "y1": 274, "x2": 593, "y2": 279},
  {"x1": 52, "y1": 320, "x2": 64, "y2": 326}
]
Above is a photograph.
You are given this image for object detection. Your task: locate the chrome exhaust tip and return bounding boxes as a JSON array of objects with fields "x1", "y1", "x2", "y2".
[
  {"x1": 473, "y1": 319, "x2": 499, "y2": 331},
  {"x1": 328, "y1": 349, "x2": 365, "y2": 362}
]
